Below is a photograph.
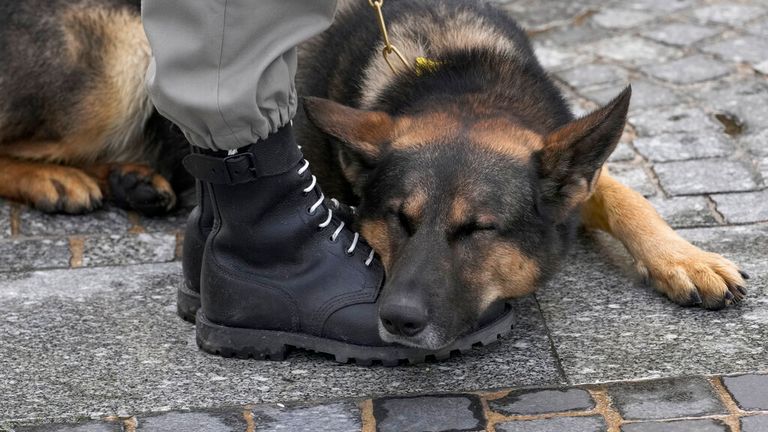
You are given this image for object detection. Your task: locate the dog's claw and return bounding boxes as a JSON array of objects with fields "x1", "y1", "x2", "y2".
[
  {"x1": 737, "y1": 286, "x2": 748, "y2": 296},
  {"x1": 725, "y1": 290, "x2": 734, "y2": 301},
  {"x1": 689, "y1": 290, "x2": 703, "y2": 305},
  {"x1": 739, "y1": 270, "x2": 751, "y2": 280}
]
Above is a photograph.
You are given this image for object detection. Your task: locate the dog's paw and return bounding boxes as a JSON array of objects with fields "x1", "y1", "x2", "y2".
[
  {"x1": 636, "y1": 240, "x2": 748, "y2": 310},
  {"x1": 24, "y1": 166, "x2": 103, "y2": 214},
  {"x1": 108, "y1": 164, "x2": 176, "y2": 216}
]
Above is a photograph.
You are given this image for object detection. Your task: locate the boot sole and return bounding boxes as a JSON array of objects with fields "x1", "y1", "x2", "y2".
[
  {"x1": 195, "y1": 304, "x2": 515, "y2": 366},
  {"x1": 177, "y1": 282, "x2": 201, "y2": 324}
]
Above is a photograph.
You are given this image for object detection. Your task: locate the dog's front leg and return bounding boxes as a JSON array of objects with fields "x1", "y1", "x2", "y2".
[{"x1": 580, "y1": 168, "x2": 748, "y2": 309}]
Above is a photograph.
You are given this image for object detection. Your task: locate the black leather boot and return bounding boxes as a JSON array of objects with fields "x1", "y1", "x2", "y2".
[
  {"x1": 183, "y1": 125, "x2": 514, "y2": 365},
  {"x1": 178, "y1": 157, "x2": 357, "y2": 324},
  {"x1": 177, "y1": 175, "x2": 213, "y2": 323}
]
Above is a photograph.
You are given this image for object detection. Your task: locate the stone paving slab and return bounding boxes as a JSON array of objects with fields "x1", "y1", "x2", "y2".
[
  {"x1": 373, "y1": 395, "x2": 484, "y2": 432},
  {"x1": 712, "y1": 191, "x2": 768, "y2": 225},
  {"x1": 495, "y1": 416, "x2": 606, "y2": 432},
  {"x1": 7, "y1": 374, "x2": 768, "y2": 431},
  {"x1": 722, "y1": 374, "x2": 768, "y2": 411},
  {"x1": 607, "y1": 377, "x2": 726, "y2": 420},
  {"x1": 621, "y1": 419, "x2": 729, "y2": 432},
  {"x1": 488, "y1": 388, "x2": 594, "y2": 415},
  {"x1": 742, "y1": 416, "x2": 768, "y2": 432},
  {"x1": 250, "y1": 403, "x2": 361, "y2": 432},
  {"x1": 537, "y1": 224, "x2": 768, "y2": 384},
  {"x1": 0, "y1": 263, "x2": 562, "y2": 425}
]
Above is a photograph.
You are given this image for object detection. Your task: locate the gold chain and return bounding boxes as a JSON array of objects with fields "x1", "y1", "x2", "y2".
[{"x1": 368, "y1": 0, "x2": 411, "y2": 74}]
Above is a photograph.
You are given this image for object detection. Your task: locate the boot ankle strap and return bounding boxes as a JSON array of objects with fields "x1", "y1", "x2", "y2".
[{"x1": 182, "y1": 126, "x2": 303, "y2": 184}]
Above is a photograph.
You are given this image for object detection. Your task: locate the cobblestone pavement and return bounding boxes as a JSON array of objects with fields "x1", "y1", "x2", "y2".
[
  {"x1": 7, "y1": 374, "x2": 768, "y2": 431},
  {"x1": 2, "y1": 0, "x2": 767, "y2": 430}
]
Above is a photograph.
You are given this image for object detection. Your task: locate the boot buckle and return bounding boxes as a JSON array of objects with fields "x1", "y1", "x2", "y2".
[{"x1": 221, "y1": 153, "x2": 257, "y2": 184}]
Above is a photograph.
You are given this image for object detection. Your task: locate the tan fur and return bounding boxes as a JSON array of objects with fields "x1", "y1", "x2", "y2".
[
  {"x1": 360, "y1": 219, "x2": 393, "y2": 270},
  {"x1": 472, "y1": 243, "x2": 539, "y2": 308},
  {"x1": 391, "y1": 112, "x2": 460, "y2": 150},
  {"x1": 449, "y1": 196, "x2": 470, "y2": 227},
  {"x1": 468, "y1": 119, "x2": 543, "y2": 160},
  {"x1": 0, "y1": 157, "x2": 102, "y2": 213},
  {"x1": 582, "y1": 169, "x2": 746, "y2": 308},
  {"x1": 401, "y1": 189, "x2": 428, "y2": 224},
  {"x1": 1, "y1": 6, "x2": 152, "y2": 165}
]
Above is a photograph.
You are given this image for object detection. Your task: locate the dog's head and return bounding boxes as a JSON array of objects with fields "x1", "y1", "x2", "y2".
[{"x1": 304, "y1": 86, "x2": 630, "y2": 349}]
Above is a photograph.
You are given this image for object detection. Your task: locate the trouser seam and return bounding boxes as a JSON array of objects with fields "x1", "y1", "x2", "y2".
[{"x1": 215, "y1": 0, "x2": 247, "y2": 148}]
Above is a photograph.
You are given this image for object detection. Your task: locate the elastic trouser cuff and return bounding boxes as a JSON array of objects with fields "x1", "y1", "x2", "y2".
[{"x1": 182, "y1": 125, "x2": 302, "y2": 184}]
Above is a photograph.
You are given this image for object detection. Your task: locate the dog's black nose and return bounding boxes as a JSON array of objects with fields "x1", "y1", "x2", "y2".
[{"x1": 380, "y1": 303, "x2": 428, "y2": 337}]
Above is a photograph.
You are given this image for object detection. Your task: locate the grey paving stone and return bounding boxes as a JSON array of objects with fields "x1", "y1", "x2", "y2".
[
  {"x1": 373, "y1": 395, "x2": 484, "y2": 432},
  {"x1": 0, "y1": 238, "x2": 70, "y2": 272},
  {"x1": 136, "y1": 411, "x2": 245, "y2": 432},
  {"x1": 607, "y1": 377, "x2": 725, "y2": 420},
  {"x1": 609, "y1": 143, "x2": 637, "y2": 162},
  {"x1": 533, "y1": 43, "x2": 595, "y2": 71},
  {"x1": 700, "y1": 83, "x2": 768, "y2": 133},
  {"x1": 642, "y1": 23, "x2": 720, "y2": 46},
  {"x1": 592, "y1": 9, "x2": 654, "y2": 29},
  {"x1": 501, "y1": 0, "x2": 603, "y2": 30},
  {"x1": 579, "y1": 35, "x2": 682, "y2": 66},
  {"x1": 489, "y1": 388, "x2": 594, "y2": 415},
  {"x1": 584, "y1": 81, "x2": 681, "y2": 110},
  {"x1": 722, "y1": 374, "x2": 768, "y2": 411},
  {"x1": 81, "y1": 233, "x2": 176, "y2": 267},
  {"x1": 712, "y1": 191, "x2": 768, "y2": 224},
  {"x1": 496, "y1": 416, "x2": 605, "y2": 432},
  {"x1": 18, "y1": 207, "x2": 131, "y2": 237},
  {"x1": 622, "y1": 418, "x2": 728, "y2": 432},
  {"x1": 642, "y1": 55, "x2": 732, "y2": 85},
  {"x1": 625, "y1": 0, "x2": 694, "y2": 12},
  {"x1": 557, "y1": 64, "x2": 629, "y2": 89},
  {"x1": 14, "y1": 422, "x2": 121, "y2": 432},
  {"x1": 742, "y1": 416, "x2": 768, "y2": 432},
  {"x1": 531, "y1": 25, "x2": 613, "y2": 48},
  {"x1": 703, "y1": 36, "x2": 768, "y2": 67},
  {"x1": 0, "y1": 263, "x2": 562, "y2": 424},
  {"x1": 654, "y1": 159, "x2": 757, "y2": 195},
  {"x1": 648, "y1": 196, "x2": 718, "y2": 228},
  {"x1": 693, "y1": 4, "x2": 767, "y2": 26},
  {"x1": 607, "y1": 163, "x2": 656, "y2": 197},
  {"x1": 536, "y1": 224, "x2": 768, "y2": 383},
  {"x1": 633, "y1": 133, "x2": 734, "y2": 162},
  {"x1": 251, "y1": 403, "x2": 360, "y2": 432},
  {"x1": 760, "y1": 157, "x2": 768, "y2": 182},
  {"x1": 0, "y1": 200, "x2": 11, "y2": 239},
  {"x1": 630, "y1": 107, "x2": 721, "y2": 136},
  {"x1": 746, "y1": 19, "x2": 768, "y2": 38}
]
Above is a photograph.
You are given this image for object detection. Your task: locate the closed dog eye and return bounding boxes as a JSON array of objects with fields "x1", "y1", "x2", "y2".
[
  {"x1": 449, "y1": 221, "x2": 497, "y2": 241},
  {"x1": 387, "y1": 208, "x2": 417, "y2": 237}
]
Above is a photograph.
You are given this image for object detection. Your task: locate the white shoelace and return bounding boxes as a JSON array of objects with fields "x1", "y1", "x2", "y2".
[{"x1": 298, "y1": 159, "x2": 375, "y2": 267}]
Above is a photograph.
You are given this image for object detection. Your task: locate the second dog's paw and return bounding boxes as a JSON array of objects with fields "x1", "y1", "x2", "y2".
[
  {"x1": 25, "y1": 166, "x2": 103, "y2": 214},
  {"x1": 108, "y1": 164, "x2": 176, "y2": 216},
  {"x1": 637, "y1": 241, "x2": 748, "y2": 310}
]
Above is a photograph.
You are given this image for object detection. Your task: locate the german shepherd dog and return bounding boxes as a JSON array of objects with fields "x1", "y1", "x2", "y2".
[
  {"x1": 0, "y1": 0, "x2": 189, "y2": 215},
  {"x1": 2, "y1": 0, "x2": 748, "y2": 351},
  {"x1": 296, "y1": 0, "x2": 749, "y2": 349}
]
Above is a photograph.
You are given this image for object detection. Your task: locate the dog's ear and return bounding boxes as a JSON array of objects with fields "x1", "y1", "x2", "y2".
[
  {"x1": 303, "y1": 97, "x2": 395, "y2": 183},
  {"x1": 303, "y1": 97, "x2": 393, "y2": 163},
  {"x1": 540, "y1": 86, "x2": 631, "y2": 191}
]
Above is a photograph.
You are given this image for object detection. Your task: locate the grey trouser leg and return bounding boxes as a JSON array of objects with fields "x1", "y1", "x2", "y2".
[{"x1": 142, "y1": 0, "x2": 338, "y2": 151}]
